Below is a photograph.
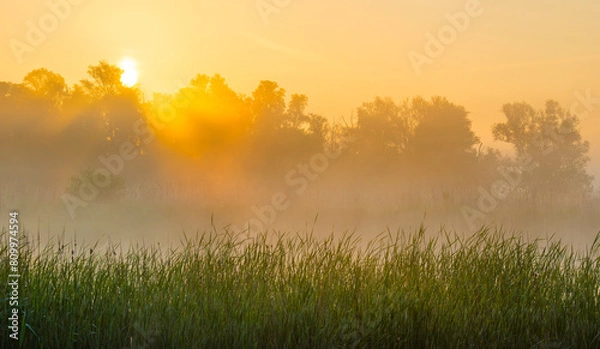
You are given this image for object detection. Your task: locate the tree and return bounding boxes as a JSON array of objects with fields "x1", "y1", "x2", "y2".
[
  {"x1": 251, "y1": 80, "x2": 286, "y2": 135},
  {"x1": 145, "y1": 74, "x2": 250, "y2": 157},
  {"x1": 184, "y1": 74, "x2": 250, "y2": 155},
  {"x1": 22, "y1": 68, "x2": 68, "y2": 108},
  {"x1": 283, "y1": 94, "x2": 328, "y2": 149},
  {"x1": 68, "y1": 61, "x2": 145, "y2": 155},
  {"x1": 404, "y1": 96, "x2": 480, "y2": 178},
  {"x1": 0, "y1": 80, "x2": 58, "y2": 147},
  {"x1": 285, "y1": 94, "x2": 309, "y2": 129},
  {"x1": 350, "y1": 97, "x2": 412, "y2": 163},
  {"x1": 492, "y1": 100, "x2": 593, "y2": 197},
  {"x1": 80, "y1": 60, "x2": 125, "y2": 99},
  {"x1": 306, "y1": 113, "x2": 328, "y2": 147}
]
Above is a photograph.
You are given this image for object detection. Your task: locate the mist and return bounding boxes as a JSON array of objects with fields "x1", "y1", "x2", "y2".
[{"x1": 1, "y1": 68, "x2": 598, "y2": 253}]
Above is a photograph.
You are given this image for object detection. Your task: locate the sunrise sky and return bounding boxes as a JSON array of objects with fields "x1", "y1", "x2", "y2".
[{"x1": 1, "y1": 0, "x2": 599, "y2": 160}]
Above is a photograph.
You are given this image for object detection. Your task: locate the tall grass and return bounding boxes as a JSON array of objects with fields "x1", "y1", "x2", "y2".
[{"x1": 1, "y1": 226, "x2": 599, "y2": 348}]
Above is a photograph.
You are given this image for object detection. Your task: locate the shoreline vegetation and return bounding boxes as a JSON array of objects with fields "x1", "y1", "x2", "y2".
[{"x1": 1, "y1": 226, "x2": 600, "y2": 348}]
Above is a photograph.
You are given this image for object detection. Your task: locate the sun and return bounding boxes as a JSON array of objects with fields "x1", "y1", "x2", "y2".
[{"x1": 119, "y1": 57, "x2": 138, "y2": 87}]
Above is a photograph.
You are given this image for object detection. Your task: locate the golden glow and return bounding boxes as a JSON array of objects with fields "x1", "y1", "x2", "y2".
[
  {"x1": 1, "y1": 2, "x2": 599, "y2": 150},
  {"x1": 119, "y1": 57, "x2": 138, "y2": 87}
]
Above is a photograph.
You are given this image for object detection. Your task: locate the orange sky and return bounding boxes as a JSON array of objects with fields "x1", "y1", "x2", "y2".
[{"x1": 1, "y1": 0, "x2": 600, "y2": 181}]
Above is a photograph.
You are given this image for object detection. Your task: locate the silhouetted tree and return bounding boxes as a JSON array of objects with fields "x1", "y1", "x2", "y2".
[
  {"x1": 282, "y1": 93, "x2": 328, "y2": 150},
  {"x1": 285, "y1": 94, "x2": 309, "y2": 129},
  {"x1": 22, "y1": 68, "x2": 68, "y2": 108},
  {"x1": 251, "y1": 80, "x2": 286, "y2": 136},
  {"x1": 306, "y1": 113, "x2": 328, "y2": 147},
  {"x1": 349, "y1": 97, "x2": 412, "y2": 167},
  {"x1": 492, "y1": 100, "x2": 593, "y2": 197},
  {"x1": 80, "y1": 60, "x2": 126, "y2": 99},
  {"x1": 243, "y1": 81, "x2": 330, "y2": 173},
  {"x1": 0, "y1": 80, "x2": 57, "y2": 152},
  {"x1": 144, "y1": 74, "x2": 251, "y2": 163},
  {"x1": 404, "y1": 96, "x2": 479, "y2": 179}
]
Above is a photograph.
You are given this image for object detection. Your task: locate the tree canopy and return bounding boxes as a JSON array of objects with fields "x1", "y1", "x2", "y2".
[
  {"x1": 0, "y1": 63, "x2": 594, "y2": 201},
  {"x1": 493, "y1": 100, "x2": 592, "y2": 196}
]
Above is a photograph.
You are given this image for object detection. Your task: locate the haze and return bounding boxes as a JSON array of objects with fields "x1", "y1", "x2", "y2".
[{"x1": 1, "y1": 0, "x2": 599, "y2": 250}]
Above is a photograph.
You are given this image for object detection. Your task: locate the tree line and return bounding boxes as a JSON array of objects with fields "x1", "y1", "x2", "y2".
[{"x1": 0, "y1": 61, "x2": 593, "y2": 204}]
